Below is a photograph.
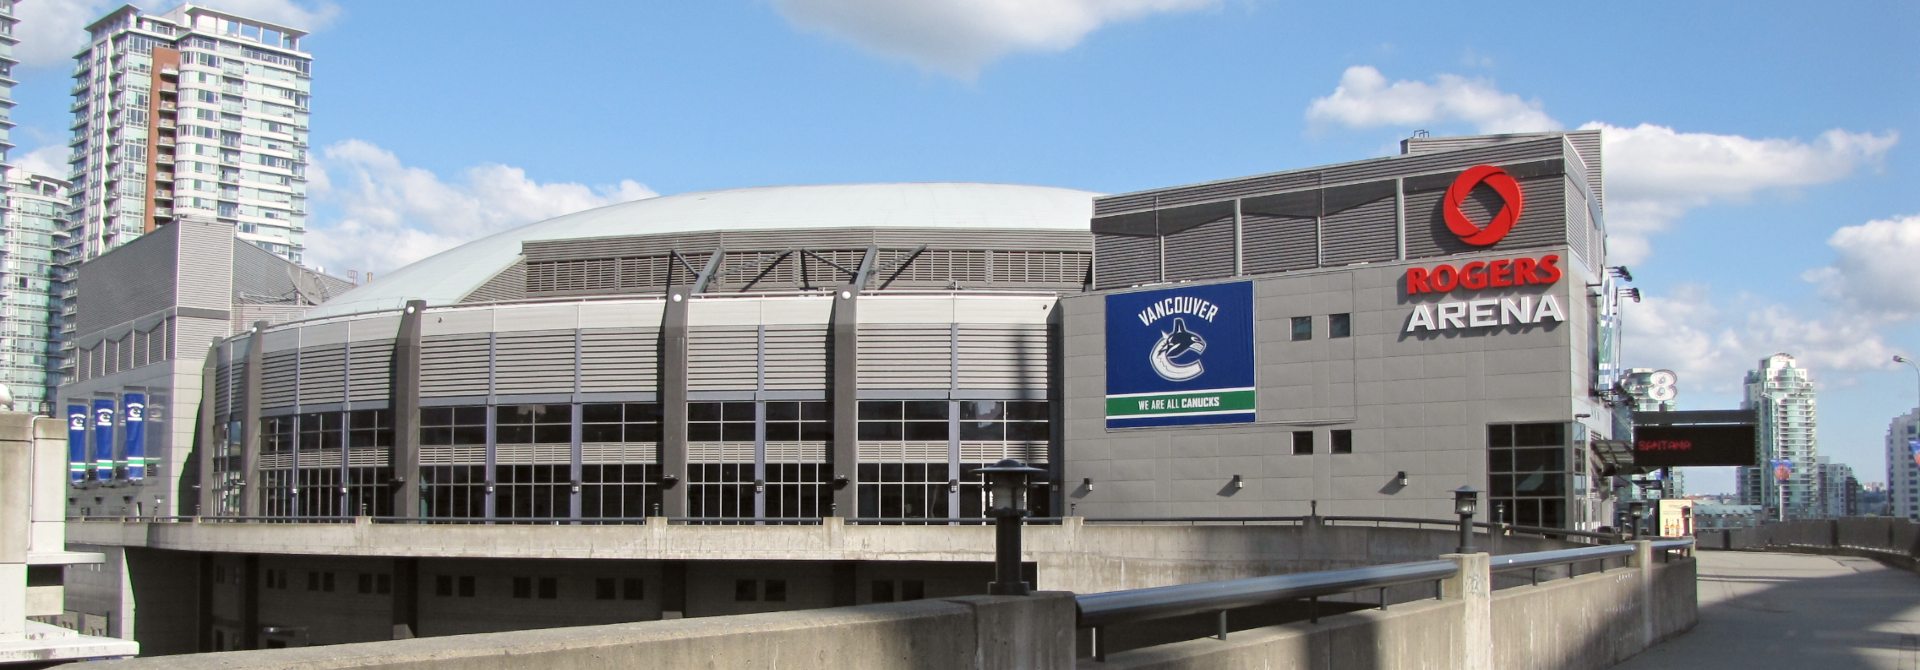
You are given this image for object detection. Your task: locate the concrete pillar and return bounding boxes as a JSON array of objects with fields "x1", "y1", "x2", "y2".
[
  {"x1": 944, "y1": 592, "x2": 1077, "y2": 670},
  {"x1": 0, "y1": 423, "x2": 29, "y2": 638},
  {"x1": 828, "y1": 286, "x2": 858, "y2": 516},
  {"x1": 239, "y1": 324, "x2": 265, "y2": 517},
  {"x1": 1631, "y1": 540, "x2": 1654, "y2": 646},
  {"x1": 391, "y1": 301, "x2": 424, "y2": 518},
  {"x1": 1441, "y1": 552, "x2": 1491, "y2": 670},
  {"x1": 197, "y1": 342, "x2": 220, "y2": 516},
  {"x1": 659, "y1": 289, "x2": 690, "y2": 518}
]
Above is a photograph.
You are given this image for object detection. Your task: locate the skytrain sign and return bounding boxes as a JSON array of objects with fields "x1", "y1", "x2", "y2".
[
  {"x1": 1106, "y1": 282, "x2": 1255, "y2": 429},
  {"x1": 1403, "y1": 254, "x2": 1565, "y2": 333}
]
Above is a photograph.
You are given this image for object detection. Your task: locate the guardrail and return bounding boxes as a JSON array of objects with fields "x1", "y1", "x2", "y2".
[{"x1": 1075, "y1": 559, "x2": 1459, "y2": 661}]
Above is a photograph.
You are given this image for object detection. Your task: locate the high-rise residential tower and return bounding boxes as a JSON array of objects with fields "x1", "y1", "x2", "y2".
[
  {"x1": 1888, "y1": 409, "x2": 1919, "y2": 521},
  {"x1": 1, "y1": 0, "x2": 15, "y2": 164},
  {"x1": 64, "y1": 4, "x2": 311, "y2": 265},
  {"x1": 2, "y1": 168, "x2": 67, "y2": 415},
  {"x1": 1737, "y1": 353, "x2": 1820, "y2": 519}
]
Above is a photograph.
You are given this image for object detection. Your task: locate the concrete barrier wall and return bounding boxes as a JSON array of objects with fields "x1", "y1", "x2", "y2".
[
  {"x1": 81, "y1": 593, "x2": 1077, "y2": 670},
  {"x1": 1488, "y1": 554, "x2": 1695, "y2": 670},
  {"x1": 1698, "y1": 518, "x2": 1920, "y2": 569},
  {"x1": 1084, "y1": 597, "x2": 1468, "y2": 669}
]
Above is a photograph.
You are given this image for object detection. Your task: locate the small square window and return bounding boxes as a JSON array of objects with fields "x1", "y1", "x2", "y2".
[
  {"x1": 358, "y1": 573, "x2": 373, "y2": 594},
  {"x1": 1291, "y1": 316, "x2": 1312, "y2": 341},
  {"x1": 623, "y1": 578, "x2": 644, "y2": 601},
  {"x1": 513, "y1": 577, "x2": 531, "y2": 599},
  {"x1": 764, "y1": 580, "x2": 787, "y2": 602},
  {"x1": 323, "y1": 573, "x2": 335, "y2": 592},
  {"x1": 735, "y1": 579, "x2": 757, "y2": 602},
  {"x1": 538, "y1": 577, "x2": 557, "y2": 600},
  {"x1": 1332, "y1": 430, "x2": 1353, "y2": 454},
  {"x1": 306, "y1": 572, "x2": 320, "y2": 591},
  {"x1": 872, "y1": 580, "x2": 895, "y2": 603},
  {"x1": 435, "y1": 575, "x2": 452, "y2": 597},
  {"x1": 596, "y1": 578, "x2": 616, "y2": 600},
  {"x1": 458, "y1": 576, "x2": 475, "y2": 598},
  {"x1": 1329, "y1": 313, "x2": 1351, "y2": 338},
  {"x1": 1293, "y1": 430, "x2": 1314, "y2": 455},
  {"x1": 376, "y1": 574, "x2": 391, "y2": 595}
]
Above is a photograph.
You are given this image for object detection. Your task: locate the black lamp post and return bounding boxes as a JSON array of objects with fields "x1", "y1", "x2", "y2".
[
  {"x1": 1453, "y1": 486, "x2": 1479, "y2": 554},
  {"x1": 974, "y1": 458, "x2": 1046, "y2": 596},
  {"x1": 1628, "y1": 501, "x2": 1646, "y2": 540}
]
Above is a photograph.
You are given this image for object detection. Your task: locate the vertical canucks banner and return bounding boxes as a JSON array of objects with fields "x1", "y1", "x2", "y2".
[
  {"x1": 92, "y1": 398, "x2": 116, "y2": 481},
  {"x1": 67, "y1": 404, "x2": 88, "y2": 485},
  {"x1": 123, "y1": 393, "x2": 147, "y2": 482},
  {"x1": 1105, "y1": 281, "x2": 1255, "y2": 428},
  {"x1": 1909, "y1": 439, "x2": 1919, "y2": 469}
]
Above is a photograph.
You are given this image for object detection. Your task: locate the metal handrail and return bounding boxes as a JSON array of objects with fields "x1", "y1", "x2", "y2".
[
  {"x1": 1490, "y1": 544, "x2": 1634, "y2": 573},
  {"x1": 1083, "y1": 516, "x2": 1308, "y2": 525},
  {"x1": 1077, "y1": 559, "x2": 1457, "y2": 628}
]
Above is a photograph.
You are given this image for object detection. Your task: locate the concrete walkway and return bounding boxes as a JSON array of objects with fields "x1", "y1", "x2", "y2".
[{"x1": 1617, "y1": 551, "x2": 1920, "y2": 669}]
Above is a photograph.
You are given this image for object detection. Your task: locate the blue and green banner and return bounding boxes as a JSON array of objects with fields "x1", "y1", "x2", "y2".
[
  {"x1": 92, "y1": 398, "x2": 115, "y2": 481},
  {"x1": 67, "y1": 404, "x2": 87, "y2": 485},
  {"x1": 1105, "y1": 281, "x2": 1256, "y2": 429},
  {"x1": 124, "y1": 393, "x2": 147, "y2": 482}
]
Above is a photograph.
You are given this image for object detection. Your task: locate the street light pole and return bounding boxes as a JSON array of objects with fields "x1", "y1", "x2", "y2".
[
  {"x1": 975, "y1": 459, "x2": 1046, "y2": 596},
  {"x1": 1896, "y1": 355, "x2": 1920, "y2": 414}
]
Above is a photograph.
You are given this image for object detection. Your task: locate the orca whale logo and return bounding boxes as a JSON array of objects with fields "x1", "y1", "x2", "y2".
[{"x1": 1149, "y1": 317, "x2": 1207, "y2": 382}]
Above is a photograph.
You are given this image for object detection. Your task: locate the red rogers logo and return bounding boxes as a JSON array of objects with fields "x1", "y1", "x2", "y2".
[{"x1": 1444, "y1": 165, "x2": 1524, "y2": 246}]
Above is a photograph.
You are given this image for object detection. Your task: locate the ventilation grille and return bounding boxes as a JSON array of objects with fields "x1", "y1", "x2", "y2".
[{"x1": 858, "y1": 324, "x2": 952, "y2": 389}]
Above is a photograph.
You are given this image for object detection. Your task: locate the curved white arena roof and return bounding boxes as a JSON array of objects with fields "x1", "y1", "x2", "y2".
[{"x1": 307, "y1": 183, "x2": 1098, "y2": 318}]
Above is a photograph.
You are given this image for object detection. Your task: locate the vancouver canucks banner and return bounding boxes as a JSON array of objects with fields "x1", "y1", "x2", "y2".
[
  {"x1": 1909, "y1": 439, "x2": 1919, "y2": 469},
  {"x1": 1771, "y1": 458, "x2": 1792, "y2": 482},
  {"x1": 1105, "y1": 281, "x2": 1255, "y2": 428},
  {"x1": 67, "y1": 404, "x2": 87, "y2": 485},
  {"x1": 92, "y1": 398, "x2": 116, "y2": 481},
  {"x1": 123, "y1": 393, "x2": 147, "y2": 482}
]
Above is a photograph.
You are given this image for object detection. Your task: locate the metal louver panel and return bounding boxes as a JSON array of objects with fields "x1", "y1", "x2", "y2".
[
  {"x1": 420, "y1": 334, "x2": 491, "y2": 398},
  {"x1": 688, "y1": 326, "x2": 759, "y2": 391},
  {"x1": 257, "y1": 455, "x2": 292, "y2": 469},
  {"x1": 857, "y1": 441, "x2": 950, "y2": 461},
  {"x1": 214, "y1": 363, "x2": 234, "y2": 416},
  {"x1": 347, "y1": 341, "x2": 394, "y2": 402},
  {"x1": 687, "y1": 442, "x2": 755, "y2": 463},
  {"x1": 297, "y1": 345, "x2": 346, "y2": 406},
  {"x1": 580, "y1": 329, "x2": 658, "y2": 392},
  {"x1": 764, "y1": 441, "x2": 829, "y2": 463},
  {"x1": 419, "y1": 446, "x2": 487, "y2": 466},
  {"x1": 858, "y1": 324, "x2": 952, "y2": 389},
  {"x1": 957, "y1": 324, "x2": 1047, "y2": 389},
  {"x1": 1093, "y1": 234, "x2": 1157, "y2": 289},
  {"x1": 301, "y1": 448, "x2": 343, "y2": 468},
  {"x1": 493, "y1": 330, "x2": 577, "y2": 394},
  {"x1": 581, "y1": 442, "x2": 659, "y2": 464},
  {"x1": 960, "y1": 442, "x2": 1049, "y2": 464},
  {"x1": 1565, "y1": 179, "x2": 1592, "y2": 267},
  {"x1": 1162, "y1": 217, "x2": 1235, "y2": 282},
  {"x1": 1406, "y1": 173, "x2": 1567, "y2": 260},
  {"x1": 1321, "y1": 196, "x2": 1398, "y2": 266},
  {"x1": 493, "y1": 443, "x2": 572, "y2": 465},
  {"x1": 260, "y1": 351, "x2": 297, "y2": 409},
  {"x1": 764, "y1": 326, "x2": 828, "y2": 390},
  {"x1": 346, "y1": 448, "x2": 390, "y2": 467},
  {"x1": 1241, "y1": 214, "x2": 1317, "y2": 275}
]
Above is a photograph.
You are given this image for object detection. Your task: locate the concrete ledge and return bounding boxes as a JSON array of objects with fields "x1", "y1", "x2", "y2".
[{"x1": 1083, "y1": 598, "x2": 1466, "y2": 669}]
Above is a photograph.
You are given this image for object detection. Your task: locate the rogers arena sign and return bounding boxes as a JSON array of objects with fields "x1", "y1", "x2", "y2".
[{"x1": 1404, "y1": 254, "x2": 1565, "y2": 333}]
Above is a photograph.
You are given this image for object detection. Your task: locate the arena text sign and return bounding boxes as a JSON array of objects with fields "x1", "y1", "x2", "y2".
[{"x1": 1403, "y1": 254, "x2": 1565, "y2": 333}]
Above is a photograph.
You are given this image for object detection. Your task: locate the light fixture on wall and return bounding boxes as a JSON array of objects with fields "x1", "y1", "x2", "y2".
[
  {"x1": 753, "y1": 479, "x2": 766, "y2": 493},
  {"x1": 1231, "y1": 474, "x2": 1244, "y2": 490},
  {"x1": 948, "y1": 479, "x2": 960, "y2": 494},
  {"x1": 1082, "y1": 477, "x2": 1094, "y2": 492},
  {"x1": 1395, "y1": 471, "x2": 1409, "y2": 487}
]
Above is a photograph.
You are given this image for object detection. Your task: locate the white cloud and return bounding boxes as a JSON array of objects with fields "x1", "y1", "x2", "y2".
[
  {"x1": 1622, "y1": 286, "x2": 1898, "y2": 397},
  {"x1": 10, "y1": 145, "x2": 69, "y2": 179},
  {"x1": 13, "y1": 0, "x2": 339, "y2": 69},
  {"x1": 304, "y1": 140, "x2": 655, "y2": 275},
  {"x1": 1305, "y1": 66, "x2": 1559, "y2": 134},
  {"x1": 1589, "y1": 122, "x2": 1897, "y2": 265},
  {"x1": 1302, "y1": 67, "x2": 1898, "y2": 266},
  {"x1": 771, "y1": 0, "x2": 1216, "y2": 78},
  {"x1": 1802, "y1": 214, "x2": 1920, "y2": 320}
]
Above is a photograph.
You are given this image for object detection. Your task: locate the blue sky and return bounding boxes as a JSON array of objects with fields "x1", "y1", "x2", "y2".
[{"x1": 11, "y1": 1, "x2": 1918, "y2": 494}]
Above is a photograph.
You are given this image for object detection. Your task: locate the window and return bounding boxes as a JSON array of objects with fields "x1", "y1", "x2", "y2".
[
  {"x1": 1290, "y1": 316, "x2": 1312, "y2": 341},
  {"x1": 437, "y1": 575, "x2": 476, "y2": 598},
  {"x1": 734, "y1": 579, "x2": 757, "y2": 602},
  {"x1": 580, "y1": 403, "x2": 660, "y2": 519},
  {"x1": 1329, "y1": 313, "x2": 1351, "y2": 338},
  {"x1": 1332, "y1": 430, "x2": 1353, "y2": 454},
  {"x1": 513, "y1": 577, "x2": 532, "y2": 599},
  {"x1": 1488, "y1": 423, "x2": 1570, "y2": 529},
  {"x1": 459, "y1": 576, "x2": 475, "y2": 598},
  {"x1": 420, "y1": 406, "x2": 486, "y2": 519},
  {"x1": 764, "y1": 579, "x2": 786, "y2": 602},
  {"x1": 539, "y1": 577, "x2": 557, "y2": 599},
  {"x1": 872, "y1": 580, "x2": 894, "y2": 603},
  {"x1": 623, "y1": 578, "x2": 644, "y2": 601},
  {"x1": 1292, "y1": 431, "x2": 1314, "y2": 455}
]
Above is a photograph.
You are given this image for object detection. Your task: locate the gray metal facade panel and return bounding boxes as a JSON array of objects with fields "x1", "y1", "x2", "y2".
[
  {"x1": 493, "y1": 330, "x2": 577, "y2": 394},
  {"x1": 420, "y1": 334, "x2": 491, "y2": 398},
  {"x1": 1161, "y1": 217, "x2": 1235, "y2": 283},
  {"x1": 75, "y1": 225, "x2": 179, "y2": 335},
  {"x1": 687, "y1": 326, "x2": 759, "y2": 391},
  {"x1": 1564, "y1": 130, "x2": 1603, "y2": 211},
  {"x1": 956, "y1": 324, "x2": 1048, "y2": 389},
  {"x1": 346, "y1": 341, "x2": 394, "y2": 402},
  {"x1": 260, "y1": 350, "x2": 297, "y2": 410},
  {"x1": 1241, "y1": 214, "x2": 1318, "y2": 275},
  {"x1": 297, "y1": 345, "x2": 346, "y2": 406},
  {"x1": 1565, "y1": 180, "x2": 1592, "y2": 267},
  {"x1": 1093, "y1": 234, "x2": 1157, "y2": 290},
  {"x1": 579, "y1": 328, "x2": 659, "y2": 393},
  {"x1": 1321, "y1": 196, "x2": 1399, "y2": 266},
  {"x1": 857, "y1": 324, "x2": 952, "y2": 389},
  {"x1": 173, "y1": 317, "x2": 230, "y2": 363},
  {"x1": 763, "y1": 325, "x2": 828, "y2": 391},
  {"x1": 459, "y1": 260, "x2": 527, "y2": 304},
  {"x1": 176, "y1": 222, "x2": 237, "y2": 313}
]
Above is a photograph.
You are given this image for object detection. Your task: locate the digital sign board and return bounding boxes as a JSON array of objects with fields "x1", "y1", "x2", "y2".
[{"x1": 1632, "y1": 424, "x2": 1757, "y2": 467}]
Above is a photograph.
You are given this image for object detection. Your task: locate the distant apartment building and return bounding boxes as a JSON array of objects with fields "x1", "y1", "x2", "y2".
[
  {"x1": 61, "y1": 3, "x2": 312, "y2": 384},
  {"x1": 1737, "y1": 354, "x2": 1820, "y2": 519},
  {"x1": 0, "y1": 0, "x2": 14, "y2": 163},
  {"x1": 1814, "y1": 458, "x2": 1858, "y2": 518},
  {"x1": 2, "y1": 169, "x2": 68, "y2": 415},
  {"x1": 1889, "y1": 409, "x2": 1919, "y2": 521}
]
